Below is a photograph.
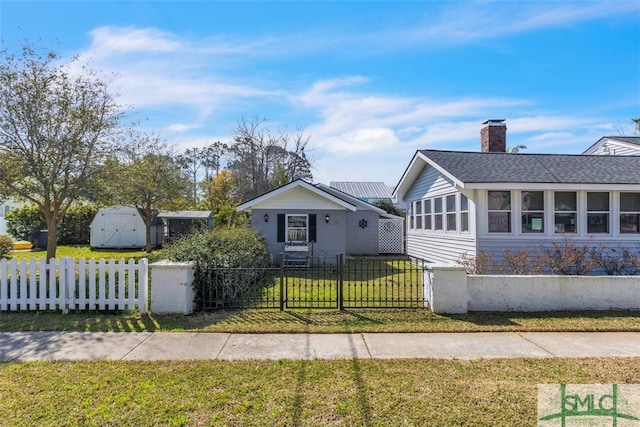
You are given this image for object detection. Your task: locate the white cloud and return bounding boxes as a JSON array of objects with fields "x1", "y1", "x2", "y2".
[{"x1": 322, "y1": 127, "x2": 399, "y2": 155}]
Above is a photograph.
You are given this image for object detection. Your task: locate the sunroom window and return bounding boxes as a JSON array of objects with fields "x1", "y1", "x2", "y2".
[
  {"x1": 424, "y1": 199, "x2": 432, "y2": 230},
  {"x1": 554, "y1": 192, "x2": 577, "y2": 233},
  {"x1": 620, "y1": 192, "x2": 640, "y2": 234},
  {"x1": 446, "y1": 194, "x2": 456, "y2": 231},
  {"x1": 434, "y1": 197, "x2": 443, "y2": 230},
  {"x1": 587, "y1": 192, "x2": 609, "y2": 233},
  {"x1": 521, "y1": 191, "x2": 544, "y2": 233},
  {"x1": 415, "y1": 200, "x2": 423, "y2": 229},
  {"x1": 488, "y1": 191, "x2": 511, "y2": 233},
  {"x1": 460, "y1": 194, "x2": 469, "y2": 232}
]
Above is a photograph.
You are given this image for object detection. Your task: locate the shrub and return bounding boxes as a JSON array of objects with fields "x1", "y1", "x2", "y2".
[
  {"x1": 457, "y1": 251, "x2": 496, "y2": 274},
  {"x1": 5, "y1": 204, "x2": 45, "y2": 241},
  {"x1": 590, "y1": 244, "x2": 639, "y2": 276},
  {"x1": 542, "y1": 237, "x2": 594, "y2": 275},
  {"x1": 0, "y1": 235, "x2": 13, "y2": 257},
  {"x1": 58, "y1": 204, "x2": 98, "y2": 245},
  {"x1": 502, "y1": 247, "x2": 546, "y2": 275},
  {"x1": 165, "y1": 227, "x2": 270, "y2": 306}
]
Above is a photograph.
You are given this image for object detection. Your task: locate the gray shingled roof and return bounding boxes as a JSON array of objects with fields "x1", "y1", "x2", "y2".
[
  {"x1": 329, "y1": 181, "x2": 393, "y2": 198},
  {"x1": 420, "y1": 150, "x2": 640, "y2": 184}
]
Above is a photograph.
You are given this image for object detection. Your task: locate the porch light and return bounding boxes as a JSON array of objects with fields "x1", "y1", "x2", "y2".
[
  {"x1": 325, "y1": 214, "x2": 330, "y2": 223},
  {"x1": 264, "y1": 213, "x2": 269, "y2": 222}
]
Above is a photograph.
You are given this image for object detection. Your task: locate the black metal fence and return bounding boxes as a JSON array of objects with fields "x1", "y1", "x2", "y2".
[{"x1": 196, "y1": 255, "x2": 430, "y2": 310}]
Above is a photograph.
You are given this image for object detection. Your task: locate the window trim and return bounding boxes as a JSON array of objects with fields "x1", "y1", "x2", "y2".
[
  {"x1": 487, "y1": 190, "x2": 512, "y2": 233},
  {"x1": 586, "y1": 191, "x2": 610, "y2": 234},
  {"x1": 620, "y1": 192, "x2": 640, "y2": 234}
]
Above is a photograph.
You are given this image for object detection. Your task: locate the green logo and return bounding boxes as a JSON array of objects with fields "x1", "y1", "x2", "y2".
[{"x1": 538, "y1": 384, "x2": 640, "y2": 426}]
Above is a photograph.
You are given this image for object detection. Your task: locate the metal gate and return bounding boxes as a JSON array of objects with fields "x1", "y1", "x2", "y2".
[{"x1": 197, "y1": 255, "x2": 429, "y2": 310}]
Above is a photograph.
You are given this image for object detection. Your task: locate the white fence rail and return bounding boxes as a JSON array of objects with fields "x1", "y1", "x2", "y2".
[{"x1": 0, "y1": 258, "x2": 148, "y2": 313}]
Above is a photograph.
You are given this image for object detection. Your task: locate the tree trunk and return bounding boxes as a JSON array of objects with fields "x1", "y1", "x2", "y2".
[{"x1": 46, "y1": 218, "x2": 58, "y2": 260}]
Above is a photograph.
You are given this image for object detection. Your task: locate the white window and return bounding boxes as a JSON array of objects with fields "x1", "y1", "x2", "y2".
[
  {"x1": 554, "y1": 192, "x2": 577, "y2": 233},
  {"x1": 460, "y1": 194, "x2": 469, "y2": 232},
  {"x1": 415, "y1": 200, "x2": 423, "y2": 229},
  {"x1": 434, "y1": 197, "x2": 443, "y2": 230},
  {"x1": 424, "y1": 199, "x2": 432, "y2": 230},
  {"x1": 286, "y1": 214, "x2": 308, "y2": 242},
  {"x1": 620, "y1": 192, "x2": 640, "y2": 234},
  {"x1": 587, "y1": 192, "x2": 609, "y2": 234},
  {"x1": 488, "y1": 191, "x2": 511, "y2": 233},
  {"x1": 446, "y1": 194, "x2": 456, "y2": 231},
  {"x1": 521, "y1": 191, "x2": 544, "y2": 233}
]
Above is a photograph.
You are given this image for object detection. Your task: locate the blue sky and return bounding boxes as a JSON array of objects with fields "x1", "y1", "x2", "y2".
[{"x1": 1, "y1": 1, "x2": 639, "y2": 187}]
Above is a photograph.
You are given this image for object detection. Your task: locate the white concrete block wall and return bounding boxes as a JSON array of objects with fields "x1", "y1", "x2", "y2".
[
  {"x1": 428, "y1": 265, "x2": 640, "y2": 313},
  {"x1": 468, "y1": 275, "x2": 640, "y2": 312},
  {"x1": 150, "y1": 260, "x2": 196, "y2": 315}
]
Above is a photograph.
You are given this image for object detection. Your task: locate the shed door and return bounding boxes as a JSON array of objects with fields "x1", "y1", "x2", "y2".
[
  {"x1": 103, "y1": 214, "x2": 137, "y2": 247},
  {"x1": 378, "y1": 219, "x2": 404, "y2": 254}
]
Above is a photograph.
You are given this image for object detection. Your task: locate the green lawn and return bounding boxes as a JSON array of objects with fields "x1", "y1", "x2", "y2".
[
  {"x1": 2, "y1": 358, "x2": 639, "y2": 426},
  {"x1": 6, "y1": 245, "x2": 154, "y2": 262},
  {"x1": 2, "y1": 308, "x2": 640, "y2": 333}
]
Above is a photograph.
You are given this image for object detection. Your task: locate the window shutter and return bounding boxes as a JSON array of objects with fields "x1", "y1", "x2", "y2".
[
  {"x1": 309, "y1": 214, "x2": 317, "y2": 242},
  {"x1": 277, "y1": 214, "x2": 285, "y2": 242}
]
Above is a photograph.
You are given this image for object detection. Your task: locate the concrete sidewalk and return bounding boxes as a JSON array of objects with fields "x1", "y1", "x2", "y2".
[{"x1": 1, "y1": 331, "x2": 640, "y2": 362}]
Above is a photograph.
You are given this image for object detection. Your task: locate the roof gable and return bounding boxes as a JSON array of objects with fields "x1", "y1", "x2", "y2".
[
  {"x1": 583, "y1": 136, "x2": 640, "y2": 155},
  {"x1": 237, "y1": 180, "x2": 357, "y2": 212}
]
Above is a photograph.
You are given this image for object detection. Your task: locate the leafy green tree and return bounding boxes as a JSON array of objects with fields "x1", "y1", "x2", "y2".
[
  {"x1": 0, "y1": 41, "x2": 124, "y2": 258},
  {"x1": 57, "y1": 204, "x2": 98, "y2": 245},
  {"x1": 507, "y1": 144, "x2": 527, "y2": 153},
  {"x1": 372, "y1": 199, "x2": 403, "y2": 216},
  {"x1": 105, "y1": 132, "x2": 191, "y2": 251}
]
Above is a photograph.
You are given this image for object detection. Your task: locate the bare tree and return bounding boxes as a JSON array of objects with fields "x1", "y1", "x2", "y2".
[
  {"x1": 0, "y1": 41, "x2": 124, "y2": 258},
  {"x1": 225, "y1": 116, "x2": 313, "y2": 201}
]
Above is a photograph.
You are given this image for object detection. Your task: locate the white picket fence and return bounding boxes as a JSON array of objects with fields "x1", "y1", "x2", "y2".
[{"x1": 0, "y1": 258, "x2": 148, "y2": 313}]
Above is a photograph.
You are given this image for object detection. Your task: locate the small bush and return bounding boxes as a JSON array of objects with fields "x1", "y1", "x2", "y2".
[
  {"x1": 5, "y1": 204, "x2": 45, "y2": 241},
  {"x1": 502, "y1": 248, "x2": 546, "y2": 275},
  {"x1": 542, "y1": 237, "x2": 594, "y2": 275},
  {"x1": 458, "y1": 251, "x2": 496, "y2": 274},
  {"x1": 165, "y1": 227, "x2": 270, "y2": 306},
  {"x1": 590, "y1": 244, "x2": 639, "y2": 276},
  {"x1": 0, "y1": 235, "x2": 13, "y2": 256}
]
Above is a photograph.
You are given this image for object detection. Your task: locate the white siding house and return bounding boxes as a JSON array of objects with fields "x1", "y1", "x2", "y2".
[
  {"x1": 393, "y1": 121, "x2": 640, "y2": 266},
  {"x1": 394, "y1": 149, "x2": 640, "y2": 266}
]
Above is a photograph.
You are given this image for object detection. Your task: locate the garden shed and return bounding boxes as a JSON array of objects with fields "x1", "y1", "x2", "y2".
[
  {"x1": 157, "y1": 210, "x2": 213, "y2": 238},
  {"x1": 90, "y1": 205, "x2": 162, "y2": 249}
]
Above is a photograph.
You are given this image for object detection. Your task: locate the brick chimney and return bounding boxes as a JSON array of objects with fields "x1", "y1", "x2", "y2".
[{"x1": 481, "y1": 119, "x2": 506, "y2": 152}]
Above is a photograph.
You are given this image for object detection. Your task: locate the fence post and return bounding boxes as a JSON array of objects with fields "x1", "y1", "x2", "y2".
[
  {"x1": 279, "y1": 256, "x2": 285, "y2": 311},
  {"x1": 338, "y1": 254, "x2": 344, "y2": 310},
  {"x1": 149, "y1": 260, "x2": 196, "y2": 315},
  {"x1": 429, "y1": 265, "x2": 469, "y2": 314},
  {"x1": 139, "y1": 258, "x2": 148, "y2": 314}
]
